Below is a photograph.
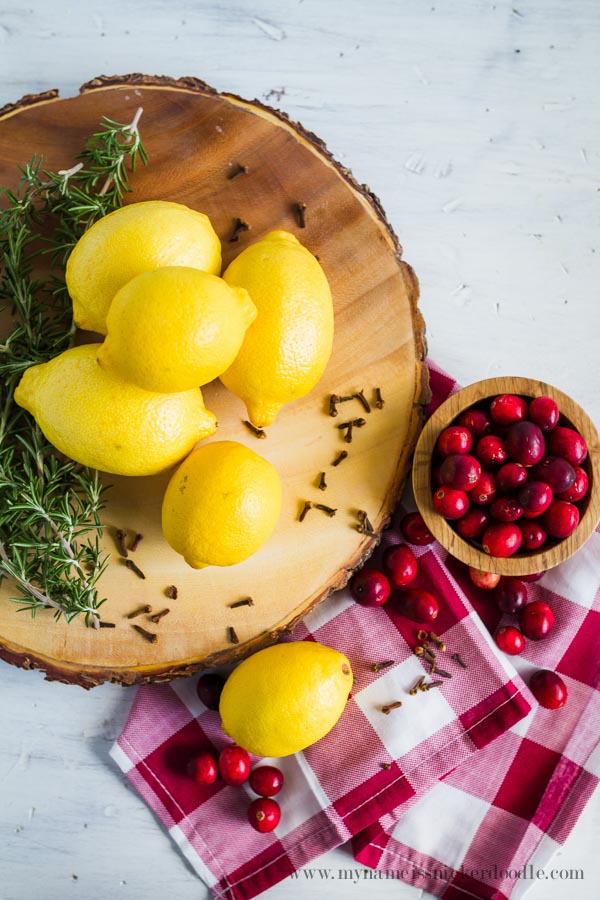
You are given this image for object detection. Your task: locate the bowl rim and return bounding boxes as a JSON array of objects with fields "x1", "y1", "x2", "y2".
[{"x1": 412, "y1": 376, "x2": 600, "y2": 575}]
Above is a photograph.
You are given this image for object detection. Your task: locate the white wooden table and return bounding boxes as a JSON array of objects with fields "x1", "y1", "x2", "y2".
[{"x1": 1, "y1": 1, "x2": 598, "y2": 898}]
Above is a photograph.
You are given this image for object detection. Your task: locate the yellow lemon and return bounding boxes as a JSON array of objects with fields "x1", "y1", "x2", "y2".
[
  {"x1": 13, "y1": 344, "x2": 216, "y2": 476},
  {"x1": 97, "y1": 267, "x2": 256, "y2": 393},
  {"x1": 221, "y1": 230, "x2": 334, "y2": 427},
  {"x1": 219, "y1": 641, "x2": 353, "y2": 757},
  {"x1": 161, "y1": 441, "x2": 282, "y2": 569},
  {"x1": 66, "y1": 200, "x2": 222, "y2": 334}
]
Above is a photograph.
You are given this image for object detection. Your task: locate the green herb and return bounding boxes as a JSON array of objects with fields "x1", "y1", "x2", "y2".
[{"x1": 0, "y1": 108, "x2": 147, "y2": 626}]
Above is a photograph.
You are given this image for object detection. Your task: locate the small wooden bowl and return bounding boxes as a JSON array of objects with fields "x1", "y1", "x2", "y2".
[{"x1": 412, "y1": 376, "x2": 600, "y2": 575}]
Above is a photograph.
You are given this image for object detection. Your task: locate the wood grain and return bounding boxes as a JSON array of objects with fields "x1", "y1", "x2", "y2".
[
  {"x1": 412, "y1": 376, "x2": 600, "y2": 575},
  {"x1": 0, "y1": 75, "x2": 428, "y2": 686}
]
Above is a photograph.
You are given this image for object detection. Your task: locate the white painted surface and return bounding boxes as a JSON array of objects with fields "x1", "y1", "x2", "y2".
[{"x1": 0, "y1": 1, "x2": 598, "y2": 898}]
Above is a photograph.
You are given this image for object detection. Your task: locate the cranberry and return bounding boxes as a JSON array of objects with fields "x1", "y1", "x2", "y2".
[
  {"x1": 557, "y1": 466, "x2": 589, "y2": 503},
  {"x1": 506, "y1": 421, "x2": 546, "y2": 467},
  {"x1": 519, "y1": 520, "x2": 547, "y2": 550},
  {"x1": 519, "y1": 600, "x2": 555, "y2": 640},
  {"x1": 383, "y1": 545, "x2": 418, "y2": 589},
  {"x1": 395, "y1": 588, "x2": 439, "y2": 623},
  {"x1": 490, "y1": 496, "x2": 524, "y2": 522},
  {"x1": 493, "y1": 578, "x2": 528, "y2": 613},
  {"x1": 437, "y1": 426, "x2": 473, "y2": 457},
  {"x1": 529, "y1": 669, "x2": 567, "y2": 709},
  {"x1": 521, "y1": 571, "x2": 545, "y2": 582},
  {"x1": 188, "y1": 751, "x2": 219, "y2": 785},
  {"x1": 495, "y1": 626, "x2": 526, "y2": 655},
  {"x1": 468, "y1": 471, "x2": 497, "y2": 505},
  {"x1": 496, "y1": 462, "x2": 528, "y2": 493},
  {"x1": 196, "y1": 672, "x2": 226, "y2": 710},
  {"x1": 439, "y1": 453, "x2": 482, "y2": 491},
  {"x1": 475, "y1": 435, "x2": 508, "y2": 468},
  {"x1": 433, "y1": 486, "x2": 470, "y2": 520},
  {"x1": 455, "y1": 509, "x2": 490, "y2": 541},
  {"x1": 489, "y1": 394, "x2": 528, "y2": 427},
  {"x1": 218, "y1": 745, "x2": 251, "y2": 786},
  {"x1": 547, "y1": 426, "x2": 588, "y2": 466},
  {"x1": 482, "y1": 523, "x2": 522, "y2": 557},
  {"x1": 457, "y1": 408, "x2": 492, "y2": 440},
  {"x1": 249, "y1": 766, "x2": 284, "y2": 797},
  {"x1": 350, "y1": 569, "x2": 390, "y2": 607},
  {"x1": 518, "y1": 480, "x2": 553, "y2": 517},
  {"x1": 543, "y1": 500, "x2": 580, "y2": 538},
  {"x1": 468, "y1": 567, "x2": 501, "y2": 590},
  {"x1": 248, "y1": 797, "x2": 281, "y2": 833},
  {"x1": 399, "y1": 511, "x2": 434, "y2": 545},
  {"x1": 532, "y1": 456, "x2": 576, "y2": 493},
  {"x1": 529, "y1": 396, "x2": 560, "y2": 431}
]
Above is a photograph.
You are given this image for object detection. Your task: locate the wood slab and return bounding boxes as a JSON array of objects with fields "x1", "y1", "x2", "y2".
[{"x1": 0, "y1": 74, "x2": 428, "y2": 687}]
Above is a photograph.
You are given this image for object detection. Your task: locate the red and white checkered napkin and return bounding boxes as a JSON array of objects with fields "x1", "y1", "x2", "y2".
[{"x1": 110, "y1": 362, "x2": 599, "y2": 900}]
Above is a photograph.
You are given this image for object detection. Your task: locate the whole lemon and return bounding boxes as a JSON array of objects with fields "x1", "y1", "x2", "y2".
[
  {"x1": 221, "y1": 230, "x2": 334, "y2": 427},
  {"x1": 66, "y1": 200, "x2": 222, "y2": 334},
  {"x1": 13, "y1": 344, "x2": 217, "y2": 476},
  {"x1": 161, "y1": 441, "x2": 282, "y2": 568},
  {"x1": 219, "y1": 641, "x2": 353, "y2": 757},
  {"x1": 97, "y1": 268, "x2": 257, "y2": 393}
]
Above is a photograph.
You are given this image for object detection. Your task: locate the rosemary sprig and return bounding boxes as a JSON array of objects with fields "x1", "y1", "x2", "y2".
[{"x1": 0, "y1": 108, "x2": 147, "y2": 626}]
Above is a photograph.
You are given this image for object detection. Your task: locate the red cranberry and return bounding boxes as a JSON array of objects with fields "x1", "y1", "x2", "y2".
[
  {"x1": 218, "y1": 745, "x2": 251, "y2": 786},
  {"x1": 506, "y1": 421, "x2": 546, "y2": 467},
  {"x1": 437, "y1": 425, "x2": 473, "y2": 457},
  {"x1": 457, "y1": 408, "x2": 492, "y2": 440},
  {"x1": 248, "y1": 797, "x2": 281, "y2": 833},
  {"x1": 468, "y1": 471, "x2": 497, "y2": 505},
  {"x1": 489, "y1": 394, "x2": 528, "y2": 427},
  {"x1": 519, "y1": 520, "x2": 547, "y2": 550},
  {"x1": 468, "y1": 567, "x2": 501, "y2": 590},
  {"x1": 188, "y1": 751, "x2": 219, "y2": 785},
  {"x1": 496, "y1": 462, "x2": 528, "y2": 493},
  {"x1": 475, "y1": 435, "x2": 508, "y2": 468},
  {"x1": 490, "y1": 496, "x2": 524, "y2": 522},
  {"x1": 519, "y1": 600, "x2": 555, "y2": 640},
  {"x1": 383, "y1": 545, "x2": 418, "y2": 589},
  {"x1": 455, "y1": 509, "x2": 490, "y2": 541},
  {"x1": 532, "y1": 456, "x2": 576, "y2": 493},
  {"x1": 529, "y1": 396, "x2": 559, "y2": 431},
  {"x1": 395, "y1": 588, "x2": 439, "y2": 623},
  {"x1": 482, "y1": 523, "x2": 522, "y2": 557},
  {"x1": 543, "y1": 500, "x2": 580, "y2": 538},
  {"x1": 518, "y1": 480, "x2": 553, "y2": 517},
  {"x1": 399, "y1": 511, "x2": 434, "y2": 545},
  {"x1": 439, "y1": 453, "x2": 482, "y2": 491},
  {"x1": 196, "y1": 672, "x2": 226, "y2": 710},
  {"x1": 493, "y1": 578, "x2": 528, "y2": 613},
  {"x1": 350, "y1": 569, "x2": 390, "y2": 607},
  {"x1": 529, "y1": 669, "x2": 567, "y2": 709},
  {"x1": 249, "y1": 766, "x2": 284, "y2": 797},
  {"x1": 557, "y1": 466, "x2": 589, "y2": 503},
  {"x1": 547, "y1": 426, "x2": 588, "y2": 466},
  {"x1": 433, "y1": 486, "x2": 470, "y2": 520},
  {"x1": 495, "y1": 626, "x2": 526, "y2": 655},
  {"x1": 521, "y1": 571, "x2": 545, "y2": 582}
]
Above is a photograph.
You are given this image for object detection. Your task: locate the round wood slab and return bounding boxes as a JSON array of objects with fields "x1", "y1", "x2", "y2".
[{"x1": 0, "y1": 75, "x2": 428, "y2": 687}]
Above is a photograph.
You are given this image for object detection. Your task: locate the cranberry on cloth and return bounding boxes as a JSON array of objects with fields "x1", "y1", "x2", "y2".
[{"x1": 110, "y1": 362, "x2": 599, "y2": 900}]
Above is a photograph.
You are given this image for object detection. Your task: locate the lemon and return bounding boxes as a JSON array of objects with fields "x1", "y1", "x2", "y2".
[
  {"x1": 221, "y1": 230, "x2": 334, "y2": 427},
  {"x1": 97, "y1": 268, "x2": 257, "y2": 393},
  {"x1": 13, "y1": 344, "x2": 216, "y2": 476},
  {"x1": 66, "y1": 200, "x2": 222, "y2": 334},
  {"x1": 219, "y1": 641, "x2": 353, "y2": 757},
  {"x1": 161, "y1": 441, "x2": 282, "y2": 568}
]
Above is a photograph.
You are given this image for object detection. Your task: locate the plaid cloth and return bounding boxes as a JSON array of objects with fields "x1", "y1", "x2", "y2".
[{"x1": 110, "y1": 361, "x2": 599, "y2": 900}]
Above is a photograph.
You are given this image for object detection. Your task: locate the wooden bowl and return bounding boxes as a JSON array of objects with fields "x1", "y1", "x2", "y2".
[
  {"x1": 0, "y1": 75, "x2": 428, "y2": 687},
  {"x1": 412, "y1": 376, "x2": 600, "y2": 575}
]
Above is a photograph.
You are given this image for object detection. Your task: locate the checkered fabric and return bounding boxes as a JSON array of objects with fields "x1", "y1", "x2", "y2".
[{"x1": 110, "y1": 361, "x2": 599, "y2": 900}]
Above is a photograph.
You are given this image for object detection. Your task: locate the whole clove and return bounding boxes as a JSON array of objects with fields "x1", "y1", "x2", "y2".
[
  {"x1": 115, "y1": 529, "x2": 128, "y2": 558},
  {"x1": 425, "y1": 680, "x2": 444, "y2": 691},
  {"x1": 318, "y1": 472, "x2": 327, "y2": 491},
  {"x1": 99, "y1": 621, "x2": 116, "y2": 629},
  {"x1": 228, "y1": 163, "x2": 248, "y2": 180},
  {"x1": 370, "y1": 660, "x2": 395, "y2": 673},
  {"x1": 132, "y1": 624, "x2": 158, "y2": 644},
  {"x1": 126, "y1": 604, "x2": 152, "y2": 620},
  {"x1": 451, "y1": 652, "x2": 468, "y2": 669},
  {"x1": 381, "y1": 762, "x2": 392, "y2": 771},
  {"x1": 434, "y1": 668, "x2": 453, "y2": 679},
  {"x1": 165, "y1": 585, "x2": 178, "y2": 600},
  {"x1": 129, "y1": 533, "x2": 143, "y2": 552},
  {"x1": 381, "y1": 701, "x2": 403, "y2": 714},
  {"x1": 315, "y1": 503, "x2": 337, "y2": 517},
  {"x1": 228, "y1": 625, "x2": 240, "y2": 644},
  {"x1": 149, "y1": 608, "x2": 170, "y2": 624},
  {"x1": 295, "y1": 201, "x2": 307, "y2": 228},
  {"x1": 354, "y1": 390, "x2": 371, "y2": 414},
  {"x1": 243, "y1": 419, "x2": 266, "y2": 439},
  {"x1": 374, "y1": 387, "x2": 385, "y2": 409},
  {"x1": 230, "y1": 217, "x2": 250, "y2": 242},
  {"x1": 409, "y1": 676, "x2": 426, "y2": 695},
  {"x1": 124, "y1": 558, "x2": 146, "y2": 580},
  {"x1": 329, "y1": 394, "x2": 340, "y2": 417},
  {"x1": 332, "y1": 450, "x2": 348, "y2": 467},
  {"x1": 228, "y1": 597, "x2": 254, "y2": 609},
  {"x1": 299, "y1": 501, "x2": 313, "y2": 522}
]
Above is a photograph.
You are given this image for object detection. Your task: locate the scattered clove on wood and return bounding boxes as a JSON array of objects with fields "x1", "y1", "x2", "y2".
[
  {"x1": 318, "y1": 472, "x2": 327, "y2": 491},
  {"x1": 124, "y1": 558, "x2": 146, "y2": 580},
  {"x1": 126, "y1": 604, "x2": 153, "y2": 620},
  {"x1": 228, "y1": 625, "x2": 240, "y2": 644},
  {"x1": 165, "y1": 585, "x2": 178, "y2": 600},
  {"x1": 353, "y1": 390, "x2": 371, "y2": 414},
  {"x1": 230, "y1": 217, "x2": 250, "y2": 242},
  {"x1": 132, "y1": 624, "x2": 158, "y2": 644},
  {"x1": 129, "y1": 533, "x2": 143, "y2": 552},
  {"x1": 374, "y1": 388, "x2": 385, "y2": 409},
  {"x1": 229, "y1": 597, "x2": 254, "y2": 609},
  {"x1": 114, "y1": 529, "x2": 128, "y2": 557},
  {"x1": 299, "y1": 501, "x2": 313, "y2": 522},
  {"x1": 148, "y1": 609, "x2": 170, "y2": 624},
  {"x1": 243, "y1": 419, "x2": 266, "y2": 439},
  {"x1": 332, "y1": 450, "x2": 348, "y2": 467},
  {"x1": 99, "y1": 621, "x2": 116, "y2": 629},
  {"x1": 314, "y1": 503, "x2": 337, "y2": 517},
  {"x1": 294, "y1": 201, "x2": 307, "y2": 228}
]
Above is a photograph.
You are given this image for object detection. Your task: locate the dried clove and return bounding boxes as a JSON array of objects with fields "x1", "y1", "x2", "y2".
[
  {"x1": 295, "y1": 201, "x2": 307, "y2": 228},
  {"x1": 329, "y1": 394, "x2": 340, "y2": 417},
  {"x1": 381, "y1": 701, "x2": 403, "y2": 714},
  {"x1": 115, "y1": 529, "x2": 128, "y2": 558},
  {"x1": 434, "y1": 668, "x2": 452, "y2": 679},
  {"x1": 357, "y1": 510, "x2": 374, "y2": 533},
  {"x1": 132, "y1": 624, "x2": 158, "y2": 644},
  {"x1": 229, "y1": 597, "x2": 254, "y2": 609},
  {"x1": 451, "y1": 652, "x2": 468, "y2": 669},
  {"x1": 149, "y1": 609, "x2": 170, "y2": 624},
  {"x1": 332, "y1": 450, "x2": 348, "y2": 467},
  {"x1": 99, "y1": 621, "x2": 116, "y2": 629},
  {"x1": 315, "y1": 503, "x2": 337, "y2": 517},
  {"x1": 374, "y1": 387, "x2": 385, "y2": 409},
  {"x1": 299, "y1": 501, "x2": 313, "y2": 522},
  {"x1": 354, "y1": 390, "x2": 371, "y2": 414},
  {"x1": 228, "y1": 163, "x2": 248, "y2": 180},
  {"x1": 409, "y1": 676, "x2": 426, "y2": 695},
  {"x1": 417, "y1": 629, "x2": 429, "y2": 641},
  {"x1": 318, "y1": 472, "x2": 327, "y2": 491},
  {"x1": 243, "y1": 419, "x2": 266, "y2": 439},
  {"x1": 425, "y1": 680, "x2": 444, "y2": 691},
  {"x1": 126, "y1": 604, "x2": 153, "y2": 620},
  {"x1": 124, "y1": 559, "x2": 146, "y2": 580},
  {"x1": 370, "y1": 660, "x2": 395, "y2": 673},
  {"x1": 228, "y1": 625, "x2": 240, "y2": 644},
  {"x1": 129, "y1": 533, "x2": 143, "y2": 552},
  {"x1": 381, "y1": 762, "x2": 392, "y2": 771},
  {"x1": 230, "y1": 217, "x2": 250, "y2": 242},
  {"x1": 165, "y1": 585, "x2": 178, "y2": 600},
  {"x1": 429, "y1": 632, "x2": 447, "y2": 651}
]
